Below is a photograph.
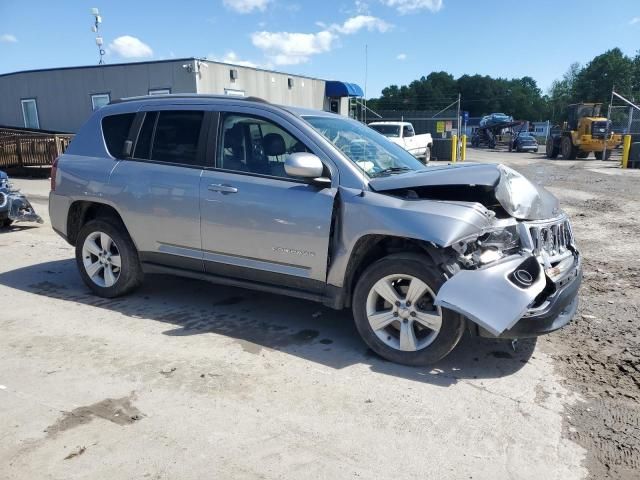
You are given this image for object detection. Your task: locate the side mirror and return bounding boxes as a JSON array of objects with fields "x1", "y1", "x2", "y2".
[{"x1": 285, "y1": 152, "x2": 325, "y2": 179}]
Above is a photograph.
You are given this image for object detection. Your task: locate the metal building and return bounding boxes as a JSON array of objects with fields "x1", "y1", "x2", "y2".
[{"x1": 0, "y1": 58, "x2": 363, "y2": 133}]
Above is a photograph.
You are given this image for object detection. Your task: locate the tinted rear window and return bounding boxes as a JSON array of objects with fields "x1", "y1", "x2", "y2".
[
  {"x1": 133, "y1": 110, "x2": 204, "y2": 166},
  {"x1": 101, "y1": 113, "x2": 135, "y2": 158}
]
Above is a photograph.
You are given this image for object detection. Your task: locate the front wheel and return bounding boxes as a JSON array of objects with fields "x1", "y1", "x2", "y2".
[
  {"x1": 352, "y1": 253, "x2": 465, "y2": 365},
  {"x1": 76, "y1": 218, "x2": 143, "y2": 298}
]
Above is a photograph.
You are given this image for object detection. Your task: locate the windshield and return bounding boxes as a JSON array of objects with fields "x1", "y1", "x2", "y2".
[
  {"x1": 368, "y1": 124, "x2": 401, "y2": 137},
  {"x1": 303, "y1": 116, "x2": 426, "y2": 177}
]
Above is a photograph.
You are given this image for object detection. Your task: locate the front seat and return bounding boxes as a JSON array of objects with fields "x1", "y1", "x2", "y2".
[{"x1": 259, "y1": 133, "x2": 286, "y2": 176}]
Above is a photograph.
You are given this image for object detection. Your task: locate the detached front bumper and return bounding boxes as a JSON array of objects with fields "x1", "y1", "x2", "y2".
[
  {"x1": 435, "y1": 233, "x2": 582, "y2": 339},
  {"x1": 479, "y1": 258, "x2": 582, "y2": 338}
]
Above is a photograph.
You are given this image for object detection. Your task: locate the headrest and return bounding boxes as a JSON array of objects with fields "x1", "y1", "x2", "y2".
[{"x1": 263, "y1": 133, "x2": 286, "y2": 156}]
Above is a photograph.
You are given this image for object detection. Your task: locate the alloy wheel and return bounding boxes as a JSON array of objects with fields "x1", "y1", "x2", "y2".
[
  {"x1": 82, "y1": 231, "x2": 122, "y2": 288},
  {"x1": 366, "y1": 274, "x2": 442, "y2": 352}
]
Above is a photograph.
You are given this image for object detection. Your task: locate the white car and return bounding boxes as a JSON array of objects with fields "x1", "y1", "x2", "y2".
[{"x1": 369, "y1": 121, "x2": 433, "y2": 162}]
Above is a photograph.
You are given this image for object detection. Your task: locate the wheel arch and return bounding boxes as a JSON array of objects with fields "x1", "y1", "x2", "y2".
[
  {"x1": 339, "y1": 234, "x2": 457, "y2": 309},
  {"x1": 67, "y1": 200, "x2": 129, "y2": 246}
]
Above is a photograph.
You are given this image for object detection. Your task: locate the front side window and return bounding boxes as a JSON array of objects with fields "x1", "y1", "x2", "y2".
[
  {"x1": 305, "y1": 115, "x2": 425, "y2": 177},
  {"x1": 219, "y1": 114, "x2": 310, "y2": 179},
  {"x1": 102, "y1": 113, "x2": 135, "y2": 158},
  {"x1": 403, "y1": 125, "x2": 415, "y2": 137},
  {"x1": 21, "y1": 99, "x2": 39, "y2": 129},
  {"x1": 133, "y1": 110, "x2": 204, "y2": 166},
  {"x1": 91, "y1": 93, "x2": 111, "y2": 111}
]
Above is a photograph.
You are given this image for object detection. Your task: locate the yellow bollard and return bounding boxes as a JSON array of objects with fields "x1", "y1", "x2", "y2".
[
  {"x1": 622, "y1": 134, "x2": 631, "y2": 169},
  {"x1": 461, "y1": 135, "x2": 467, "y2": 162},
  {"x1": 451, "y1": 134, "x2": 457, "y2": 163}
]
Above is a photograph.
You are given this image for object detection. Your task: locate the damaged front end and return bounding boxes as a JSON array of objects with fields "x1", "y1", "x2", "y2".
[
  {"x1": 0, "y1": 171, "x2": 44, "y2": 227},
  {"x1": 434, "y1": 166, "x2": 581, "y2": 337},
  {"x1": 370, "y1": 163, "x2": 582, "y2": 338}
]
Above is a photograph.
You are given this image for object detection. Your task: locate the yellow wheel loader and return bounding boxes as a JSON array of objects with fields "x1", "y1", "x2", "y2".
[{"x1": 545, "y1": 103, "x2": 622, "y2": 160}]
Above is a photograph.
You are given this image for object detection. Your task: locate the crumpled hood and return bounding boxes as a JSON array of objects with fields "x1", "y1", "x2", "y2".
[{"x1": 368, "y1": 163, "x2": 560, "y2": 220}]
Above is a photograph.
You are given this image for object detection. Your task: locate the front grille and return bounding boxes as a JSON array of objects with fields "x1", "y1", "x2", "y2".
[
  {"x1": 591, "y1": 121, "x2": 608, "y2": 139},
  {"x1": 528, "y1": 219, "x2": 573, "y2": 258}
]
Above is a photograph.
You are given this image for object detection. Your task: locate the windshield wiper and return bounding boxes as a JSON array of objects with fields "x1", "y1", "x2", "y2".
[{"x1": 372, "y1": 166, "x2": 413, "y2": 177}]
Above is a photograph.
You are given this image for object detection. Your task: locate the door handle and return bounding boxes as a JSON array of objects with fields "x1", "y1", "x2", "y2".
[{"x1": 208, "y1": 183, "x2": 238, "y2": 194}]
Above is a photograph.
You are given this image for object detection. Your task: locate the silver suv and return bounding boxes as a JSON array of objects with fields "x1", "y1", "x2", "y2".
[{"x1": 49, "y1": 95, "x2": 582, "y2": 365}]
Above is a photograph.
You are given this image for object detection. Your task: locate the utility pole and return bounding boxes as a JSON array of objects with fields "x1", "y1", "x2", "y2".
[
  {"x1": 364, "y1": 44, "x2": 368, "y2": 124},
  {"x1": 91, "y1": 8, "x2": 105, "y2": 65},
  {"x1": 456, "y1": 93, "x2": 461, "y2": 161},
  {"x1": 603, "y1": 87, "x2": 614, "y2": 161}
]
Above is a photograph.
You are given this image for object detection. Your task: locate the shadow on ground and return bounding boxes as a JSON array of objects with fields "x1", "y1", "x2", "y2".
[{"x1": 0, "y1": 259, "x2": 537, "y2": 386}]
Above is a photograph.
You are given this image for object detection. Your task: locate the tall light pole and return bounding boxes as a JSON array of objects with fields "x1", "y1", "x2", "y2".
[{"x1": 91, "y1": 8, "x2": 105, "y2": 65}]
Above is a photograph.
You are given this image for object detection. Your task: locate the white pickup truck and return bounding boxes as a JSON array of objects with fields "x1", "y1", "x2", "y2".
[{"x1": 368, "y1": 121, "x2": 433, "y2": 163}]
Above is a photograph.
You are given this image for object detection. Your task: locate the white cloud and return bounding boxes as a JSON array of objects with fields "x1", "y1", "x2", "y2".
[
  {"x1": 381, "y1": 0, "x2": 443, "y2": 14},
  {"x1": 208, "y1": 51, "x2": 259, "y2": 68},
  {"x1": 396, "y1": 53, "x2": 407, "y2": 60},
  {"x1": 0, "y1": 33, "x2": 17, "y2": 43},
  {"x1": 250, "y1": 14, "x2": 391, "y2": 65},
  {"x1": 630, "y1": 17, "x2": 640, "y2": 25},
  {"x1": 251, "y1": 30, "x2": 336, "y2": 65},
  {"x1": 108, "y1": 35, "x2": 153, "y2": 58},
  {"x1": 354, "y1": 0, "x2": 370, "y2": 14},
  {"x1": 332, "y1": 15, "x2": 392, "y2": 34},
  {"x1": 223, "y1": 0, "x2": 270, "y2": 14}
]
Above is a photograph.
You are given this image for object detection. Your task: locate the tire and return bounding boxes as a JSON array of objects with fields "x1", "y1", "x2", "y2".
[
  {"x1": 352, "y1": 252, "x2": 465, "y2": 366},
  {"x1": 423, "y1": 146, "x2": 431, "y2": 164},
  {"x1": 594, "y1": 151, "x2": 611, "y2": 160},
  {"x1": 75, "y1": 218, "x2": 143, "y2": 298},
  {"x1": 561, "y1": 136, "x2": 577, "y2": 160},
  {"x1": 546, "y1": 138, "x2": 559, "y2": 159},
  {"x1": 577, "y1": 151, "x2": 589, "y2": 159}
]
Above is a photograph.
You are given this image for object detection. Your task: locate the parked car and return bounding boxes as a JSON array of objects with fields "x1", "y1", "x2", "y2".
[
  {"x1": 368, "y1": 121, "x2": 432, "y2": 162},
  {"x1": 49, "y1": 95, "x2": 582, "y2": 365},
  {"x1": 511, "y1": 132, "x2": 539, "y2": 153},
  {"x1": 479, "y1": 113, "x2": 513, "y2": 128},
  {"x1": 0, "y1": 170, "x2": 43, "y2": 228}
]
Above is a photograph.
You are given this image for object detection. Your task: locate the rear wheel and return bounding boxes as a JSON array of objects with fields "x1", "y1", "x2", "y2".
[
  {"x1": 76, "y1": 218, "x2": 143, "y2": 298},
  {"x1": 561, "y1": 136, "x2": 577, "y2": 160},
  {"x1": 546, "y1": 138, "x2": 559, "y2": 159},
  {"x1": 423, "y1": 146, "x2": 431, "y2": 163},
  {"x1": 577, "y1": 151, "x2": 589, "y2": 159},
  {"x1": 352, "y1": 253, "x2": 465, "y2": 365}
]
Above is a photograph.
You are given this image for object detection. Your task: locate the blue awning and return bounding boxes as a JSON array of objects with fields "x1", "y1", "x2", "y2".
[{"x1": 325, "y1": 81, "x2": 364, "y2": 97}]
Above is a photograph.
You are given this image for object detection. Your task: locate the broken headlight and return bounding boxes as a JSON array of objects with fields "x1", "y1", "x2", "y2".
[{"x1": 472, "y1": 225, "x2": 520, "y2": 265}]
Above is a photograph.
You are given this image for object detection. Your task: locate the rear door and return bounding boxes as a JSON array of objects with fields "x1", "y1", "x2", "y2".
[
  {"x1": 108, "y1": 106, "x2": 209, "y2": 270},
  {"x1": 199, "y1": 107, "x2": 337, "y2": 291}
]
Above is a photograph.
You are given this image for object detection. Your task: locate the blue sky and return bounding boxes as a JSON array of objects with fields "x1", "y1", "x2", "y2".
[{"x1": 1, "y1": 0, "x2": 638, "y2": 97}]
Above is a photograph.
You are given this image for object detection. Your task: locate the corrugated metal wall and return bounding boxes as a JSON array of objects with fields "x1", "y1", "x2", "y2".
[
  {"x1": 0, "y1": 60, "x2": 198, "y2": 132},
  {"x1": 196, "y1": 60, "x2": 325, "y2": 110},
  {"x1": 0, "y1": 59, "x2": 327, "y2": 133}
]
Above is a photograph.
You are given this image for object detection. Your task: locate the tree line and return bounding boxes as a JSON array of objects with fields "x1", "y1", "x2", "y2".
[{"x1": 367, "y1": 48, "x2": 640, "y2": 123}]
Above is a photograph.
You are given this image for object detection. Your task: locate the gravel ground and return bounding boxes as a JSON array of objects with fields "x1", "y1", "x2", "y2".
[
  {"x1": 2, "y1": 149, "x2": 638, "y2": 479},
  {"x1": 466, "y1": 148, "x2": 640, "y2": 479}
]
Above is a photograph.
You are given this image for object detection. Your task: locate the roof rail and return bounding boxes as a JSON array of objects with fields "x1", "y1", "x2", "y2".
[{"x1": 109, "y1": 93, "x2": 270, "y2": 105}]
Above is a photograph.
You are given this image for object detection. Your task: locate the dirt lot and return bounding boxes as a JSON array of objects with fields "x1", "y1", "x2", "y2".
[
  {"x1": 470, "y1": 148, "x2": 640, "y2": 479},
  {"x1": 0, "y1": 150, "x2": 638, "y2": 479}
]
